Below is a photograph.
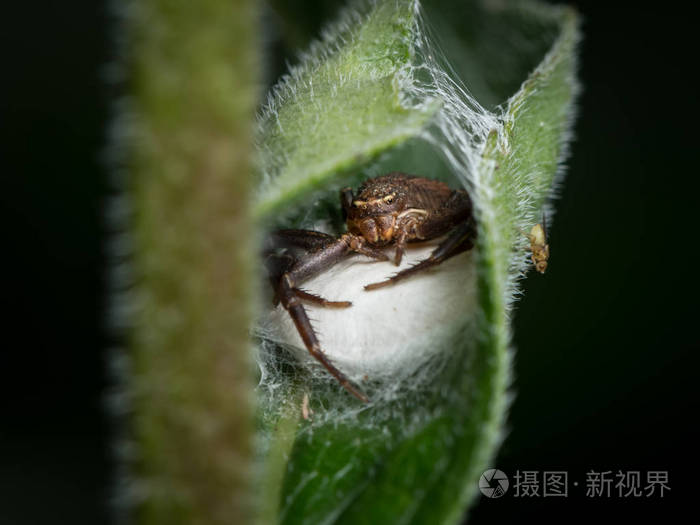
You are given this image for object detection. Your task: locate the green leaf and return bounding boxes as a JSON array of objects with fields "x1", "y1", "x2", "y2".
[
  {"x1": 254, "y1": 0, "x2": 440, "y2": 222},
  {"x1": 255, "y1": 1, "x2": 580, "y2": 523}
]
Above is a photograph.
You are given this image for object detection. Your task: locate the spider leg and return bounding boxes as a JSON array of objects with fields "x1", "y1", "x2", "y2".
[
  {"x1": 267, "y1": 229, "x2": 338, "y2": 252},
  {"x1": 344, "y1": 234, "x2": 389, "y2": 262},
  {"x1": 393, "y1": 230, "x2": 408, "y2": 266},
  {"x1": 278, "y1": 273, "x2": 369, "y2": 402},
  {"x1": 266, "y1": 230, "x2": 356, "y2": 306},
  {"x1": 294, "y1": 288, "x2": 351, "y2": 308},
  {"x1": 267, "y1": 259, "x2": 352, "y2": 307},
  {"x1": 393, "y1": 213, "x2": 427, "y2": 266},
  {"x1": 266, "y1": 230, "x2": 371, "y2": 401},
  {"x1": 265, "y1": 252, "x2": 296, "y2": 306},
  {"x1": 364, "y1": 219, "x2": 476, "y2": 291}
]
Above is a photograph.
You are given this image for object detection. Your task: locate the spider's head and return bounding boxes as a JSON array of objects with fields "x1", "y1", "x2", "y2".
[
  {"x1": 344, "y1": 188, "x2": 404, "y2": 245},
  {"x1": 350, "y1": 214, "x2": 395, "y2": 245}
]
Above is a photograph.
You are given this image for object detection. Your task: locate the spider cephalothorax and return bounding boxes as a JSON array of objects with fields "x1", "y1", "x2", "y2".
[
  {"x1": 265, "y1": 172, "x2": 477, "y2": 401},
  {"x1": 343, "y1": 173, "x2": 472, "y2": 264}
]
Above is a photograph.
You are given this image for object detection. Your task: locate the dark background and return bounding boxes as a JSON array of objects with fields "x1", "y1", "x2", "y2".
[{"x1": 1, "y1": 1, "x2": 697, "y2": 523}]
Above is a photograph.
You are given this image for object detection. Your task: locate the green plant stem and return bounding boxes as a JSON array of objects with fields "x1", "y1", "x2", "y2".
[{"x1": 123, "y1": 0, "x2": 258, "y2": 523}]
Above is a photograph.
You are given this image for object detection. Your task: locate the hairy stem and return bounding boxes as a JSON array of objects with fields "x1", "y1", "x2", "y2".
[{"x1": 121, "y1": 0, "x2": 259, "y2": 522}]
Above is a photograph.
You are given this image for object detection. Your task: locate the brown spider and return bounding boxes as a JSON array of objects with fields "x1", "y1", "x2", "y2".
[{"x1": 264, "y1": 172, "x2": 477, "y2": 402}]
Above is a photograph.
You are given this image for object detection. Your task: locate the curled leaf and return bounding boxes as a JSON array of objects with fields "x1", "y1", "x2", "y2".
[{"x1": 255, "y1": 1, "x2": 580, "y2": 522}]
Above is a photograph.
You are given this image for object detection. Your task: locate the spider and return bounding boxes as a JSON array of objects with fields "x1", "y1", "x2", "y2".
[{"x1": 264, "y1": 172, "x2": 477, "y2": 402}]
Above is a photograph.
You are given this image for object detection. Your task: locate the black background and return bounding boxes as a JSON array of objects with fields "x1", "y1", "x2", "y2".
[{"x1": 1, "y1": 1, "x2": 697, "y2": 523}]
